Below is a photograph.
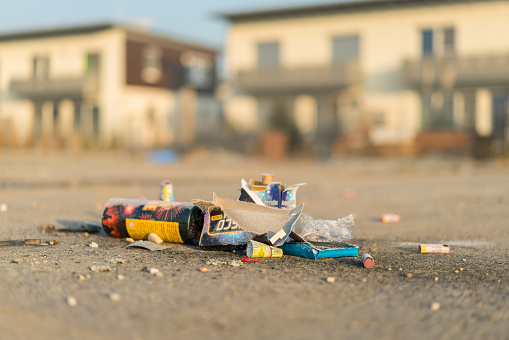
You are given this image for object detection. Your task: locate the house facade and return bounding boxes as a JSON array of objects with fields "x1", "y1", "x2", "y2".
[
  {"x1": 0, "y1": 24, "x2": 218, "y2": 150},
  {"x1": 221, "y1": 0, "x2": 509, "y2": 156}
]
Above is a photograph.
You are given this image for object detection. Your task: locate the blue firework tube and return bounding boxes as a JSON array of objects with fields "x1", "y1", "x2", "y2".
[{"x1": 102, "y1": 198, "x2": 203, "y2": 245}]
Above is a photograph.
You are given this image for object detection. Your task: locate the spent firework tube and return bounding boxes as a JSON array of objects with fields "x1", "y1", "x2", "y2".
[
  {"x1": 362, "y1": 253, "x2": 374, "y2": 268},
  {"x1": 380, "y1": 214, "x2": 400, "y2": 223},
  {"x1": 246, "y1": 240, "x2": 283, "y2": 258},
  {"x1": 160, "y1": 180, "x2": 174, "y2": 202},
  {"x1": 102, "y1": 198, "x2": 203, "y2": 245},
  {"x1": 419, "y1": 244, "x2": 450, "y2": 254}
]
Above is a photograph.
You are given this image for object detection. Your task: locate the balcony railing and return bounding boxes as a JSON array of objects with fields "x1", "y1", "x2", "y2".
[
  {"x1": 234, "y1": 62, "x2": 360, "y2": 93},
  {"x1": 9, "y1": 75, "x2": 99, "y2": 99},
  {"x1": 403, "y1": 55, "x2": 509, "y2": 88}
]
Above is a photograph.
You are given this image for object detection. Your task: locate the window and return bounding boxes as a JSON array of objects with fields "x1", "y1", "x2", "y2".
[
  {"x1": 141, "y1": 46, "x2": 163, "y2": 83},
  {"x1": 33, "y1": 56, "x2": 49, "y2": 79},
  {"x1": 257, "y1": 42, "x2": 279, "y2": 67},
  {"x1": 332, "y1": 35, "x2": 359, "y2": 62},
  {"x1": 86, "y1": 53, "x2": 100, "y2": 74},
  {"x1": 421, "y1": 27, "x2": 455, "y2": 57}
]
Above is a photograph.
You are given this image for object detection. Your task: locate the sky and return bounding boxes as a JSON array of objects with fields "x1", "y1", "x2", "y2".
[{"x1": 0, "y1": 0, "x2": 345, "y2": 50}]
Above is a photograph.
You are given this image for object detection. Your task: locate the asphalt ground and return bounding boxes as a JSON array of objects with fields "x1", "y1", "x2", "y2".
[{"x1": 0, "y1": 150, "x2": 508, "y2": 340}]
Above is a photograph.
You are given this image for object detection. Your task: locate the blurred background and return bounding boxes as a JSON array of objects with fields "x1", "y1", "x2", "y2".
[{"x1": 0, "y1": 0, "x2": 507, "y2": 160}]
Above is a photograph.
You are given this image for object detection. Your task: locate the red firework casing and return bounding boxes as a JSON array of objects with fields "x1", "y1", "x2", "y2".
[
  {"x1": 102, "y1": 198, "x2": 204, "y2": 245},
  {"x1": 362, "y1": 253, "x2": 374, "y2": 268}
]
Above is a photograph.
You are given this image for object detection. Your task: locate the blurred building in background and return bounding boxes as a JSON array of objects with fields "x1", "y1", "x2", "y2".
[
  {"x1": 0, "y1": 23, "x2": 219, "y2": 150},
  {"x1": 221, "y1": 0, "x2": 509, "y2": 157}
]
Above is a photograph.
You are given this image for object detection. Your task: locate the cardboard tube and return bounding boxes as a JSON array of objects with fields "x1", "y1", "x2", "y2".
[
  {"x1": 247, "y1": 240, "x2": 283, "y2": 258},
  {"x1": 419, "y1": 244, "x2": 450, "y2": 253},
  {"x1": 362, "y1": 253, "x2": 374, "y2": 268},
  {"x1": 262, "y1": 174, "x2": 274, "y2": 185}
]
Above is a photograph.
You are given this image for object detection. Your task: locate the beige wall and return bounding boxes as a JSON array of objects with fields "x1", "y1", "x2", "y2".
[{"x1": 224, "y1": 1, "x2": 509, "y2": 145}]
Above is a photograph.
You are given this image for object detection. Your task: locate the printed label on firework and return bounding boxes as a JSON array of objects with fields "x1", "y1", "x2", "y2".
[{"x1": 126, "y1": 219, "x2": 183, "y2": 243}]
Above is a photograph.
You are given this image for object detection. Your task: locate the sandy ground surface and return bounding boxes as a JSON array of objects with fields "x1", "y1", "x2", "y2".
[{"x1": 0, "y1": 150, "x2": 508, "y2": 340}]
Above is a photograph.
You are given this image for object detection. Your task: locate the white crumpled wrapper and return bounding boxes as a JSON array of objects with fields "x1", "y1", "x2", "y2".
[{"x1": 300, "y1": 213, "x2": 354, "y2": 242}]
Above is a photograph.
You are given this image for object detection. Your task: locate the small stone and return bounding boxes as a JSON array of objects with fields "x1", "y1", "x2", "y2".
[
  {"x1": 406, "y1": 273, "x2": 413, "y2": 278},
  {"x1": 398, "y1": 268, "x2": 403, "y2": 271},
  {"x1": 84, "y1": 232, "x2": 89, "y2": 237},
  {"x1": 486, "y1": 273, "x2": 489, "y2": 276},
  {"x1": 462, "y1": 258, "x2": 466, "y2": 262},
  {"x1": 435, "y1": 277, "x2": 439, "y2": 281},
  {"x1": 454, "y1": 270, "x2": 459, "y2": 274},
  {"x1": 362, "y1": 278, "x2": 367, "y2": 283},
  {"x1": 66, "y1": 296, "x2": 78, "y2": 307},
  {"x1": 78, "y1": 274, "x2": 85, "y2": 280},
  {"x1": 108, "y1": 293, "x2": 121, "y2": 302},
  {"x1": 143, "y1": 267, "x2": 160, "y2": 275},
  {"x1": 126, "y1": 238, "x2": 135, "y2": 243},
  {"x1": 431, "y1": 302, "x2": 441, "y2": 311},
  {"x1": 147, "y1": 233, "x2": 164, "y2": 245},
  {"x1": 200, "y1": 267, "x2": 208, "y2": 273},
  {"x1": 229, "y1": 260, "x2": 242, "y2": 267},
  {"x1": 89, "y1": 242, "x2": 98, "y2": 248},
  {"x1": 326, "y1": 276, "x2": 336, "y2": 283},
  {"x1": 116, "y1": 274, "x2": 125, "y2": 281},
  {"x1": 0, "y1": 203, "x2": 7, "y2": 213},
  {"x1": 261, "y1": 268, "x2": 266, "y2": 272},
  {"x1": 388, "y1": 268, "x2": 392, "y2": 271},
  {"x1": 155, "y1": 272, "x2": 164, "y2": 277},
  {"x1": 85, "y1": 274, "x2": 91, "y2": 279},
  {"x1": 89, "y1": 265, "x2": 111, "y2": 272},
  {"x1": 460, "y1": 268, "x2": 464, "y2": 271}
]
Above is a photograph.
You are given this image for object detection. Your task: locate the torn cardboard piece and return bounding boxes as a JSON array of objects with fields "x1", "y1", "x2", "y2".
[
  {"x1": 125, "y1": 240, "x2": 173, "y2": 251},
  {"x1": 238, "y1": 175, "x2": 306, "y2": 209},
  {"x1": 193, "y1": 194, "x2": 303, "y2": 249}
]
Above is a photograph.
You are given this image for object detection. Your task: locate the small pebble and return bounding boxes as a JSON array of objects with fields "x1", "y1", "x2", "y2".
[
  {"x1": 398, "y1": 268, "x2": 403, "y2": 271},
  {"x1": 460, "y1": 268, "x2": 464, "y2": 271},
  {"x1": 108, "y1": 293, "x2": 122, "y2": 302},
  {"x1": 362, "y1": 278, "x2": 367, "y2": 283},
  {"x1": 84, "y1": 232, "x2": 90, "y2": 237},
  {"x1": 406, "y1": 273, "x2": 413, "y2": 278},
  {"x1": 148, "y1": 233, "x2": 164, "y2": 245},
  {"x1": 126, "y1": 238, "x2": 135, "y2": 243},
  {"x1": 116, "y1": 274, "x2": 125, "y2": 281},
  {"x1": 435, "y1": 277, "x2": 439, "y2": 281},
  {"x1": 431, "y1": 302, "x2": 441, "y2": 311},
  {"x1": 200, "y1": 267, "x2": 208, "y2": 273},
  {"x1": 145, "y1": 268, "x2": 159, "y2": 275},
  {"x1": 326, "y1": 276, "x2": 336, "y2": 283},
  {"x1": 155, "y1": 272, "x2": 164, "y2": 277},
  {"x1": 388, "y1": 268, "x2": 392, "y2": 271},
  {"x1": 261, "y1": 268, "x2": 266, "y2": 273},
  {"x1": 462, "y1": 259, "x2": 466, "y2": 262},
  {"x1": 85, "y1": 274, "x2": 91, "y2": 279},
  {"x1": 454, "y1": 270, "x2": 459, "y2": 274},
  {"x1": 0, "y1": 203, "x2": 7, "y2": 213},
  {"x1": 78, "y1": 274, "x2": 85, "y2": 280},
  {"x1": 89, "y1": 242, "x2": 98, "y2": 248},
  {"x1": 66, "y1": 296, "x2": 78, "y2": 307},
  {"x1": 108, "y1": 258, "x2": 126, "y2": 264}
]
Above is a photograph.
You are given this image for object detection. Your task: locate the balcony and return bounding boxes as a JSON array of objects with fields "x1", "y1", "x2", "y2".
[
  {"x1": 9, "y1": 75, "x2": 99, "y2": 100},
  {"x1": 403, "y1": 54, "x2": 509, "y2": 88},
  {"x1": 234, "y1": 62, "x2": 360, "y2": 94}
]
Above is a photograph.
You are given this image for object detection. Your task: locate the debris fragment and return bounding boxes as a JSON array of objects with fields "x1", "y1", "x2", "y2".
[
  {"x1": 12, "y1": 259, "x2": 25, "y2": 264},
  {"x1": 67, "y1": 296, "x2": 78, "y2": 307},
  {"x1": 89, "y1": 242, "x2": 98, "y2": 248},
  {"x1": 431, "y1": 302, "x2": 441, "y2": 311},
  {"x1": 78, "y1": 274, "x2": 85, "y2": 280},
  {"x1": 89, "y1": 265, "x2": 112, "y2": 272},
  {"x1": 107, "y1": 258, "x2": 126, "y2": 264},
  {"x1": 116, "y1": 274, "x2": 125, "y2": 281},
  {"x1": 406, "y1": 273, "x2": 413, "y2": 278},
  {"x1": 0, "y1": 203, "x2": 7, "y2": 213},
  {"x1": 241, "y1": 256, "x2": 261, "y2": 263},
  {"x1": 200, "y1": 267, "x2": 208, "y2": 273},
  {"x1": 41, "y1": 224, "x2": 55, "y2": 231},
  {"x1": 24, "y1": 239, "x2": 42, "y2": 245},
  {"x1": 143, "y1": 267, "x2": 160, "y2": 275},
  {"x1": 48, "y1": 239, "x2": 59, "y2": 245},
  {"x1": 125, "y1": 240, "x2": 172, "y2": 251},
  {"x1": 230, "y1": 260, "x2": 242, "y2": 267},
  {"x1": 326, "y1": 276, "x2": 336, "y2": 283},
  {"x1": 147, "y1": 233, "x2": 164, "y2": 245}
]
